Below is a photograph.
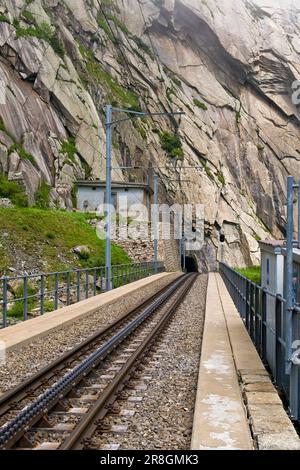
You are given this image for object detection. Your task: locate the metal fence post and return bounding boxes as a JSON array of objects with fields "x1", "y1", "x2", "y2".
[
  {"x1": 245, "y1": 281, "x2": 250, "y2": 332},
  {"x1": 76, "y1": 270, "x2": 80, "y2": 302},
  {"x1": 261, "y1": 288, "x2": 267, "y2": 363},
  {"x1": 93, "y1": 269, "x2": 97, "y2": 296},
  {"x1": 40, "y1": 274, "x2": 45, "y2": 316},
  {"x1": 254, "y1": 285, "x2": 260, "y2": 348},
  {"x1": 54, "y1": 272, "x2": 59, "y2": 310},
  {"x1": 2, "y1": 277, "x2": 7, "y2": 328},
  {"x1": 66, "y1": 271, "x2": 71, "y2": 306},
  {"x1": 249, "y1": 283, "x2": 254, "y2": 340},
  {"x1": 23, "y1": 275, "x2": 28, "y2": 321},
  {"x1": 275, "y1": 295, "x2": 283, "y2": 387},
  {"x1": 85, "y1": 271, "x2": 89, "y2": 299}
]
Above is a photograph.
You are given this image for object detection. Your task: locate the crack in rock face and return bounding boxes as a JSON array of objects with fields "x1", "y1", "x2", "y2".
[{"x1": 0, "y1": 0, "x2": 299, "y2": 266}]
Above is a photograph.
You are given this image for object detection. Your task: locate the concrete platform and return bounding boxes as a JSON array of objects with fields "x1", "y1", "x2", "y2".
[
  {"x1": 191, "y1": 272, "x2": 300, "y2": 451},
  {"x1": 191, "y1": 272, "x2": 253, "y2": 450},
  {"x1": 0, "y1": 272, "x2": 180, "y2": 352}
]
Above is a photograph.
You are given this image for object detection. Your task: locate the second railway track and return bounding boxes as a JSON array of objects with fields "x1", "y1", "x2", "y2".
[{"x1": 0, "y1": 273, "x2": 197, "y2": 450}]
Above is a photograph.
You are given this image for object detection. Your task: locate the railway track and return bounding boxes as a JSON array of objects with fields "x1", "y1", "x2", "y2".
[{"x1": 0, "y1": 273, "x2": 197, "y2": 450}]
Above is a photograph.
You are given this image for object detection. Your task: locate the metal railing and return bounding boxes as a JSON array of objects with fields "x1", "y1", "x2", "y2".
[
  {"x1": 219, "y1": 262, "x2": 300, "y2": 421},
  {"x1": 0, "y1": 261, "x2": 165, "y2": 328}
]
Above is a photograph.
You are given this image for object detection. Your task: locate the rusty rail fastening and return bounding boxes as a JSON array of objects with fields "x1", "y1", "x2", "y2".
[{"x1": 0, "y1": 273, "x2": 197, "y2": 450}]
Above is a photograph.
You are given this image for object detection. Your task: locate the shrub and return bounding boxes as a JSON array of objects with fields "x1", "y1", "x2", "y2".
[
  {"x1": 60, "y1": 137, "x2": 77, "y2": 163},
  {"x1": 0, "y1": 174, "x2": 28, "y2": 207},
  {"x1": 35, "y1": 182, "x2": 51, "y2": 209},
  {"x1": 8, "y1": 143, "x2": 36, "y2": 166},
  {"x1": 159, "y1": 132, "x2": 184, "y2": 159},
  {"x1": 77, "y1": 250, "x2": 90, "y2": 261},
  {"x1": 193, "y1": 99, "x2": 208, "y2": 111},
  {"x1": 0, "y1": 14, "x2": 10, "y2": 23},
  {"x1": 14, "y1": 21, "x2": 65, "y2": 57},
  {"x1": 217, "y1": 170, "x2": 225, "y2": 186}
]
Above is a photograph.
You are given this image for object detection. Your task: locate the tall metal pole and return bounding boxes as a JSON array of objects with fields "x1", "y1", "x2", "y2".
[
  {"x1": 105, "y1": 105, "x2": 113, "y2": 291},
  {"x1": 285, "y1": 176, "x2": 294, "y2": 374},
  {"x1": 298, "y1": 180, "x2": 300, "y2": 249},
  {"x1": 153, "y1": 174, "x2": 159, "y2": 273}
]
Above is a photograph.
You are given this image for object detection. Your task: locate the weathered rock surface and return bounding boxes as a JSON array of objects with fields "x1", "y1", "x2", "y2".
[{"x1": 0, "y1": 0, "x2": 299, "y2": 265}]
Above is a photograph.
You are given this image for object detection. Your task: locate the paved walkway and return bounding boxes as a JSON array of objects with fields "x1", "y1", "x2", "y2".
[{"x1": 191, "y1": 272, "x2": 300, "y2": 451}]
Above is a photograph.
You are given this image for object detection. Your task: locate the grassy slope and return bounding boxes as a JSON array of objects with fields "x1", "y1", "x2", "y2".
[
  {"x1": 0, "y1": 208, "x2": 130, "y2": 274},
  {"x1": 235, "y1": 266, "x2": 261, "y2": 285}
]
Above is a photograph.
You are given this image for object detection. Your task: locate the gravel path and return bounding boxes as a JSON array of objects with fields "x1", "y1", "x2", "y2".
[
  {"x1": 94, "y1": 274, "x2": 208, "y2": 450},
  {"x1": 0, "y1": 274, "x2": 179, "y2": 395}
]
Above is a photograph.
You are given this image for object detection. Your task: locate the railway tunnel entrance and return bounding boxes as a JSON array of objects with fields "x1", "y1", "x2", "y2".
[{"x1": 183, "y1": 255, "x2": 199, "y2": 273}]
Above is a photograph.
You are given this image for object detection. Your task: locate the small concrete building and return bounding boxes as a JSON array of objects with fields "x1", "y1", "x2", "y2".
[
  {"x1": 76, "y1": 181, "x2": 153, "y2": 215},
  {"x1": 259, "y1": 240, "x2": 300, "y2": 301},
  {"x1": 259, "y1": 239, "x2": 300, "y2": 373},
  {"x1": 259, "y1": 240, "x2": 285, "y2": 295}
]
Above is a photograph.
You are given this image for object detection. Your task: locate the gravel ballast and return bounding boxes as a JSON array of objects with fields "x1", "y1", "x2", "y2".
[
  {"x1": 0, "y1": 273, "x2": 179, "y2": 395},
  {"x1": 93, "y1": 274, "x2": 208, "y2": 450}
]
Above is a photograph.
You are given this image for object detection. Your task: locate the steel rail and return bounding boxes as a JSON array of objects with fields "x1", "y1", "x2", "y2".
[
  {"x1": 0, "y1": 274, "x2": 194, "y2": 449},
  {"x1": 0, "y1": 277, "x2": 181, "y2": 419},
  {"x1": 62, "y1": 273, "x2": 197, "y2": 450}
]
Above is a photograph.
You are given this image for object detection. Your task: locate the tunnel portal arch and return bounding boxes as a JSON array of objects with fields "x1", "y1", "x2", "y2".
[{"x1": 182, "y1": 255, "x2": 199, "y2": 273}]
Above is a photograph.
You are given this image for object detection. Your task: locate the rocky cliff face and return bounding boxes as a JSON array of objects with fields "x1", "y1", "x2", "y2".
[{"x1": 0, "y1": 0, "x2": 299, "y2": 266}]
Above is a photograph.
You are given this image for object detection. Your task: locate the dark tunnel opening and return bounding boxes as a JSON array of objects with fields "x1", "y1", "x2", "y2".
[{"x1": 183, "y1": 256, "x2": 199, "y2": 273}]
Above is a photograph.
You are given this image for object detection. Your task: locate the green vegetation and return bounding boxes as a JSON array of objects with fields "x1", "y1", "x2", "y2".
[
  {"x1": 8, "y1": 143, "x2": 36, "y2": 167},
  {"x1": 7, "y1": 282, "x2": 38, "y2": 319},
  {"x1": 257, "y1": 144, "x2": 265, "y2": 151},
  {"x1": 71, "y1": 185, "x2": 77, "y2": 208},
  {"x1": 35, "y1": 182, "x2": 51, "y2": 209},
  {"x1": 60, "y1": 137, "x2": 77, "y2": 164},
  {"x1": 0, "y1": 208, "x2": 131, "y2": 274},
  {"x1": 159, "y1": 132, "x2": 184, "y2": 160},
  {"x1": 0, "y1": 14, "x2": 10, "y2": 23},
  {"x1": 166, "y1": 87, "x2": 176, "y2": 102},
  {"x1": 21, "y1": 9, "x2": 35, "y2": 22},
  {"x1": 133, "y1": 120, "x2": 147, "y2": 140},
  {"x1": 193, "y1": 99, "x2": 208, "y2": 111},
  {"x1": 0, "y1": 117, "x2": 37, "y2": 167},
  {"x1": 171, "y1": 75, "x2": 182, "y2": 87},
  {"x1": 78, "y1": 42, "x2": 140, "y2": 109},
  {"x1": 14, "y1": 20, "x2": 64, "y2": 57},
  {"x1": 204, "y1": 165, "x2": 213, "y2": 179},
  {"x1": 235, "y1": 266, "x2": 261, "y2": 285},
  {"x1": 0, "y1": 174, "x2": 28, "y2": 207},
  {"x1": 254, "y1": 232, "x2": 262, "y2": 242},
  {"x1": 217, "y1": 170, "x2": 225, "y2": 186}
]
